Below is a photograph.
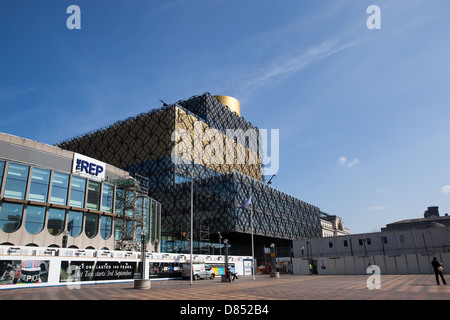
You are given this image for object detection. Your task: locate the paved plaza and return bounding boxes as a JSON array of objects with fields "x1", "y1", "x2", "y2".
[{"x1": 0, "y1": 274, "x2": 449, "y2": 300}]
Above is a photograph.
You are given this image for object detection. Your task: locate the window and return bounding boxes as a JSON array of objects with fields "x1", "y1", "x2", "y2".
[
  {"x1": 343, "y1": 240, "x2": 348, "y2": 247},
  {"x1": 85, "y1": 212, "x2": 99, "y2": 238},
  {"x1": 328, "y1": 241, "x2": 333, "y2": 248},
  {"x1": 100, "y1": 215, "x2": 112, "y2": 239},
  {"x1": 114, "y1": 217, "x2": 123, "y2": 240},
  {"x1": 156, "y1": 202, "x2": 161, "y2": 240},
  {"x1": 382, "y1": 236, "x2": 388, "y2": 244},
  {"x1": 67, "y1": 210, "x2": 83, "y2": 237},
  {"x1": 144, "y1": 197, "x2": 151, "y2": 241},
  {"x1": 399, "y1": 235, "x2": 405, "y2": 243},
  {"x1": 47, "y1": 208, "x2": 66, "y2": 236},
  {"x1": 0, "y1": 161, "x2": 5, "y2": 192},
  {"x1": 0, "y1": 202, "x2": 24, "y2": 233},
  {"x1": 25, "y1": 205, "x2": 46, "y2": 234},
  {"x1": 28, "y1": 168, "x2": 50, "y2": 202},
  {"x1": 101, "y1": 184, "x2": 114, "y2": 213},
  {"x1": 125, "y1": 190, "x2": 135, "y2": 211},
  {"x1": 86, "y1": 181, "x2": 101, "y2": 210},
  {"x1": 367, "y1": 238, "x2": 372, "y2": 245},
  {"x1": 125, "y1": 220, "x2": 134, "y2": 239},
  {"x1": 50, "y1": 172, "x2": 69, "y2": 205},
  {"x1": 4, "y1": 163, "x2": 29, "y2": 200},
  {"x1": 69, "y1": 177, "x2": 86, "y2": 208},
  {"x1": 150, "y1": 200, "x2": 156, "y2": 241},
  {"x1": 115, "y1": 188, "x2": 125, "y2": 215},
  {"x1": 358, "y1": 239, "x2": 364, "y2": 246}
]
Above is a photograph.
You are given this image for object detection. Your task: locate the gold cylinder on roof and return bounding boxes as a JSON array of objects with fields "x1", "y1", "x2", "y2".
[{"x1": 213, "y1": 95, "x2": 241, "y2": 117}]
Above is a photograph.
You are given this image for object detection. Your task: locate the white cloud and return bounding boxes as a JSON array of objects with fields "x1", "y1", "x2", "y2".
[
  {"x1": 441, "y1": 185, "x2": 450, "y2": 194},
  {"x1": 370, "y1": 206, "x2": 386, "y2": 211},
  {"x1": 347, "y1": 158, "x2": 359, "y2": 167},
  {"x1": 339, "y1": 156, "x2": 359, "y2": 168}
]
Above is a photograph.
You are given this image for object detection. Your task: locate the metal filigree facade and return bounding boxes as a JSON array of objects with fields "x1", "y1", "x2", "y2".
[{"x1": 58, "y1": 93, "x2": 322, "y2": 251}]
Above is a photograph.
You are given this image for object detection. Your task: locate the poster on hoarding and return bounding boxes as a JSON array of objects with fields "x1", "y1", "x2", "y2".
[
  {"x1": 0, "y1": 260, "x2": 50, "y2": 285},
  {"x1": 60, "y1": 261, "x2": 139, "y2": 283}
]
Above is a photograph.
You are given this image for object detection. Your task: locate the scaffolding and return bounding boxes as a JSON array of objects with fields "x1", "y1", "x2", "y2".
[{"x1": 113, "y1": 174, "x2": 150, "y2": 251}]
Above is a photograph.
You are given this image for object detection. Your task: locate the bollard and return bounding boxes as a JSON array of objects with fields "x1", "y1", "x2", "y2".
[{"x1": 134, "y1": 279, "x2": 151, "y2": 289}]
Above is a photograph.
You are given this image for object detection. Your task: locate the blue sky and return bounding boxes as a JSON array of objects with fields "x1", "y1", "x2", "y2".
[{"x1": 1, "y1": 0, "x2": 450, "y2": 234}]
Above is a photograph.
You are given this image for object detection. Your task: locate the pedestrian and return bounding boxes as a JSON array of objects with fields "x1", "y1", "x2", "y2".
[
  {"x1": 431, "y1": 257, "x2": 447, "y2": 285},
  {"x1": 231, "y1": 270, "x2": 239, "y2": 281},
  {"x1": 225, "y1": 267, "x2": 231, "y2": 283}
]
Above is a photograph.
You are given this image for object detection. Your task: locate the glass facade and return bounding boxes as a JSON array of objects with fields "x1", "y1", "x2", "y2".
[
  {"x1": 67, "y1": 210, "x2": 83, "y2": 237},
  {"x1": 69, "y1": 176, "x2": 86, "y2": 208},
  {"x1": 0, "y1": 202, "x2": 23, "y2": 233},
  {"x1": 50, "y1": 172, "x2": 69, "y2": 205},
  {"x1": 24, "y1": 205, "x2": 46, "y2": 234},
  {"x1": 86, "y1": 181, "x2": 101, "y2": 210},
  {"x1": 28, "y1": 168, "x2": 50, "y2": 202},
  {"x1": 47, "y1": 208, "x2": 65, "y2": 236},
  {"x1": 0, "y1": 160, "x2": 161, "y2": 249},
  {"x1": 85, "y1": 212, "x2": 98, "y2": 238},
  {"x1": 4, "y1": 163, "x2": 29, "y2": 200},
  {"x1": 100, "y1": 215, "x2": 112, "y2": 239},
  {"x1": 101, "y1": 184, "x2": 114, "y2": 213}
]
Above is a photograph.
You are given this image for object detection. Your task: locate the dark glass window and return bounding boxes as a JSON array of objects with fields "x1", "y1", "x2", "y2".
[
  {"x1": 67, "y1": 210, "x2": 83, "y2": 237},
  {"x1": 86, "y1": 181, "x2": 101, "y2": 210},
  {"x1": 69, "y1": 177, "x2": 86, "y2": 208},
  {"x1": 28, "y1": 168, "x2": 50, "y2": 202},
  {"x1": 25, "y1": 205, "x2": 46, "y2": 234},
  {"x1": 4, "y1": 163, "x2": 29, "y2": 200},
  {"x1": 0, "y1": 202, "x2": 24, "y2": 233},
  {"x1": 47, "y1": 208, "x2": 65, "y2": 236},
  {"x1": 85, "y1": 212, "x2": 99, "y2": 238},
  {"x1": 50, "y1": 173, "x2": 69, "y2": 205}
]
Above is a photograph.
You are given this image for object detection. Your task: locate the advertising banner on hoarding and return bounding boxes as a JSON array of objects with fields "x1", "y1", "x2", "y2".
[
  {"x1": 0, "y1": 260, "x2": 50, "y2": 285},
  {"x1": 60, "y1": 261, "x2": 139, "y2": 283}
]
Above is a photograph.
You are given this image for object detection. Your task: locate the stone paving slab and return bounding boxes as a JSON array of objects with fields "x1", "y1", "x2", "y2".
[
  {"x1": 0, "y1": 274, "x2": 449, "y2": 301},
  {"x1": 1, "y1": 274, "x2": 448, "y2": 319}
]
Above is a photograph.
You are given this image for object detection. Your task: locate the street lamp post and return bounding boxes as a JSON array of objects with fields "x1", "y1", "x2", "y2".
[
  {"x1": 190, "y1": 170, "x2": 194, "y2": 285},
  {"x1": 134, "y1": 230, "x2": 151, "y2": 289},
  {"x1": 270, "y1": 243, "x2": 279, "y2": 278},
  {"x1": 250, "y1": 205, "x2": 256, "y2": 280},
  {"x1": 140, "y1": 231, "x2": 146, "y2": 280},
  {"x1": 222, "y1": 239, "x2": 229, "y2": 282}
]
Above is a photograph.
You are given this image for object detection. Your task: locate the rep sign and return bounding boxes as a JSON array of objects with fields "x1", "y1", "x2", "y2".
[{"x1": 72, "y1": 153, "x2": 106, "y2": 181}]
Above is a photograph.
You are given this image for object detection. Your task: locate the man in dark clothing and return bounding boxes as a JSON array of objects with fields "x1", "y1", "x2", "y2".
[
  {"x1": 431, "y1": 257, "x2": 447, "y2": 285},
  {"x1": 225, "y1": 268, "x2": 231, "y2": 283}
]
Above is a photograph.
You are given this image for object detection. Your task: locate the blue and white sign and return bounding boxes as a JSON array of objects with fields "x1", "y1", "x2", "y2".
[{"x1": 72, "y1": 153, "x2": 106, "y2": 181}]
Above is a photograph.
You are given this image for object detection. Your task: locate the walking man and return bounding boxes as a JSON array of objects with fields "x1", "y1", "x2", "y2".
[{"x1": 431, "y1": 257, "x2": 447, "y2": 285}]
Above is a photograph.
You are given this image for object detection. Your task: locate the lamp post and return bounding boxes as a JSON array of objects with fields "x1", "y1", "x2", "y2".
[
  {"x1": 140, "y1": 230, "x2": 146, "y2": 280},
  {"x1": 190, "y1": 170, "x2": 194, "y2": 285},
  {"x1": 270, "y1": 243, "x2": 279, "y2": 278},
  {"x1": 222, "y1": 239, "x2": 229, "y2": 282},
  {"x1": 250, "y1": 205, "x2": 256, "y2": 280},
  {"x1": 134, "y1": 230, "x2": 151, "y2": 289}
]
